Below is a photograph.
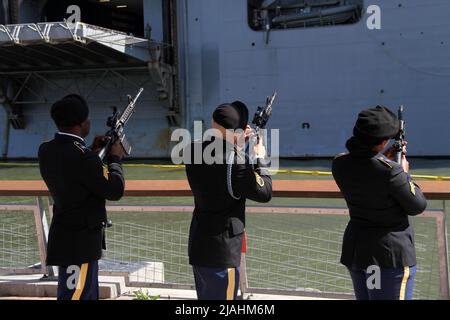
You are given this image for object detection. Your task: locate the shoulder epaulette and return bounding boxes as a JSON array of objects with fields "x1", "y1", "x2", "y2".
[
  {"x1": 377, "y1": 157, "x2": 393, "y2": 169},
  {"x1": 334, "y1": 153, "x2": 347, "y2": 159},
  {"x1": 73, "y1": 141, "x2": 87, "y2": 154}
]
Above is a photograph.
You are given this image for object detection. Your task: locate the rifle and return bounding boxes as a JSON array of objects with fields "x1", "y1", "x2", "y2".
[
  {"x1": 393, "y1": 105, "x2": 405, "y2": 164},
  {"x1": 98, "y1": 88, "x2": 144, "y2": 160},
  {"x1": 252, "y1": 92, "x2": 277, "y2": 143}
]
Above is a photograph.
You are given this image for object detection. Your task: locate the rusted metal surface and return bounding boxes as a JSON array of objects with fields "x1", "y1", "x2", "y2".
[{"x1": 0, "y1": 180, "x2": 450, "y2": 199}]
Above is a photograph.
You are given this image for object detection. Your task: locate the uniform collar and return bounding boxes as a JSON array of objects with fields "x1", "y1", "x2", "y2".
[
  {"x1": 376, "y1": 153, "x2": 395, "y2": 163},
  {"x1": 55, "y1": 132, "x2": 86, "y2": 146},
  {"x1": 346, "y1": 136, "x2": 378, "y2": 158},
  {"x1": 206, "y1": 135, "x2": 240, "y2": 154}
]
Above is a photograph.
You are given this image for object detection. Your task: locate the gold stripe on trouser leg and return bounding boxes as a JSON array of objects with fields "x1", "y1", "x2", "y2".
[
  {"x1": 226, "y1": 268, "x2": 236, "y2": 300},
  {"x1": 71, "y1": 263, "x2": 89, "y2": 300},
  {"x1": 399, "y1": 266, "x2": 410, "y2": 300}
]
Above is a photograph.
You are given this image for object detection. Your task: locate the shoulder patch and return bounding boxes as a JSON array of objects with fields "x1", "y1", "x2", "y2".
[
  {"x1": 255, "y1": 172, "x2": 265, "y2": 187},
  {"x1": 409, "y1": 181, "x2": 416, "y2": 196},
  {"x1": 334, "y1": 152, "x2": 347, "y2": 159},
  {"x1": 73, "y1": 141, "x2": 86, "y2": 154},
  {"x1": 103, "y1": 164, "x2": 109, "y2": 180},
  {"x1": 377, "y1": 157, "x2": 393, "y2": 169}
]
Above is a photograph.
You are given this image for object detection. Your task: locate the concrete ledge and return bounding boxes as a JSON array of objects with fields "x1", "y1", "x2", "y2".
[
  {"x1": 0, "y1": 275, "x2": 122, "y2": 299},
  {"x1": 0, "y1": 275, "x2": 339, "y2": 300}
]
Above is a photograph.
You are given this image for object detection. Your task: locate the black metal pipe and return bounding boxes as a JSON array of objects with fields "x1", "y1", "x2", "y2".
[
  {"x1": 272, "y1": 4, "x2": 358, "y2": 25},
  {"x1": 8, "y1": 0, "x2": 19, "y2": 24}
]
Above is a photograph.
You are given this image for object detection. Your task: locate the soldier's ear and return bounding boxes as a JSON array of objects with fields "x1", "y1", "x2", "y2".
[{"x1": 81, "y1": 119, "x2": 91, "y2": 138}]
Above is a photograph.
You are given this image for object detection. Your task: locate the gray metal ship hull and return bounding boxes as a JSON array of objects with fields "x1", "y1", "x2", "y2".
[{"x1": 0, "y1": 0, "x2": 449, "y2": 158}]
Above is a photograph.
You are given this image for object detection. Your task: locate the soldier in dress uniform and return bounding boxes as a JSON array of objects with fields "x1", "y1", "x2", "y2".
[
  {"x1": 38, "y1": 94, "x2": 126, "y2": 300},
  {"x1": 185, "y1": 101, "x2": 272, "y2": 300},
  {"x1": 332, "y1": 106, "x2": 427, "y2": 300}
]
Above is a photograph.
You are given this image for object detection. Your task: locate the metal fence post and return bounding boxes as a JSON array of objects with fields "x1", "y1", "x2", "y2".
[
  {"x1": 441, "y1": 200, "x2": 450, "y2": 299},
  {"x1": 47, "y1": 196, "x2": 53, "y2": 221},
  {"x1": 436, "y1": 202, "x2": 450, "y2": 299},
  {"x1": 34, "y1": 196, "x2": 56, "y2": 278},
  {"x1": 239, "y1": 252, "x2": 249, "y2": 299}
]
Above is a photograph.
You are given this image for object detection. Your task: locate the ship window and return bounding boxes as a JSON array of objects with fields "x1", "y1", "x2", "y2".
[
  {"x1": 248, "y1": 0, "x2": 364, "y2": 31},
  {"x1": 43, "y1": 0, "x2": 144, "y2": 37}
]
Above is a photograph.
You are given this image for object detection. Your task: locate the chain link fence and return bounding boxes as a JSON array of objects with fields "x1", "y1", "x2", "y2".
[
  {"x1": 0, "y1": 210, "x2": 40, "y2": 269},
  {"x1": 0, "y1": 198, "x2": 447, "y2": 299}
]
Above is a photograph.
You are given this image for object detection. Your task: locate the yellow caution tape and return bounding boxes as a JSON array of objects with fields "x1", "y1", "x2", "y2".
[
  {"x1": 0, "y1": 162, "x2": 185, "y2": 169},
  {"x1": 123, "y1": 164, "x2": 184, "y2": 169},
  {"x1": 1, "y1": 162, "x2": 450, "y2": 181},
  {"x1": 0, "y1": 162, "x2": 38, "y2": 167},
  {"x1": 409, "y1": 175, "x2": 450, "y2": 181},
  {"x1": 290, "y1": 170, "x2": 333, "y2": 176}
]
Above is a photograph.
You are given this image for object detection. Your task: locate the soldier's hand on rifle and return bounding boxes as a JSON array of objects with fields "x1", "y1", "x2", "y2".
[
  {"x1": 402, "y1": 154, "x2": 410, "y2": 173},
  {"x1": 110, "y1": 141, "x2": 126, "y2": 160},
  {"x1": 244, "y1": 125, "x2": 255, "y2": 141},
  {"x1": 384, "y1": 140, "x2": 408, "y2": 161},
  {"x1": 253, "y1": 138, "x2": 266, "y2": 159},
  {"x1": 91, "y1": 136, "x2": 111, "y2": 153}
]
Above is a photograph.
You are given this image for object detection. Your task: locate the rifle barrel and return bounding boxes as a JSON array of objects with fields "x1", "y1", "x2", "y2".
[
  {"x1": 119, "y1": 88, "x2": 144, "y2": 126},
  {"x1": 395, "y1": 105, "x2": 405, "y2": 165}
]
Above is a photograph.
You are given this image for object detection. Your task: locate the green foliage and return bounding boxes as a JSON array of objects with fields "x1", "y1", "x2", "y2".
[{"x1": 133, "y1": 289, "x2": 160, "y2": 300}]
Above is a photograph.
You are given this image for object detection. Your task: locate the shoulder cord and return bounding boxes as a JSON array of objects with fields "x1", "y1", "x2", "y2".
[{"x1": 227, "y1": 149, "x2": 241, "y2": 200}]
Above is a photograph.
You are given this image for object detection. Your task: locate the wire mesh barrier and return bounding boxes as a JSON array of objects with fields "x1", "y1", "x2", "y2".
[
  {"x1": 245, "y1": 212, "x2": 441, "y2": 299},
  {"x1": 246, "y1": 214, "x2": 352, "y2": 295},
  {"x1": 0, "y1": 196, "x2": 448, "y2": 299},
  {"x1": 99, "y1": 209, "x2": 443, "y2": 299},
  {"x1": 0, "y1": 210, "x2": 40, "y2": 270},
  {"x1": 103, "y1": 214, "x2": 192, "y2": 286}
]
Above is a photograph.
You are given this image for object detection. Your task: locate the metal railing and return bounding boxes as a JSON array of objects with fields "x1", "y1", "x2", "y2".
[{"x1": 0, "y1": 180, "x2": 449, "y2": 299}]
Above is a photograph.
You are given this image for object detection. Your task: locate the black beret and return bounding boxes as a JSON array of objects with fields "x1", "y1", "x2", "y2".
[
  {"x1": 51, "y1": 94, "x2": 89, "y2": 127},
  {"x1": 353, "y1": 106, "x2": 399, "y2": 140},
  {"x1": 213, "y1": 101, "x2": 249, "y2": 130},
  {"x1": 231, "y1": 100, "x2": 248, "y2": 128}
]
